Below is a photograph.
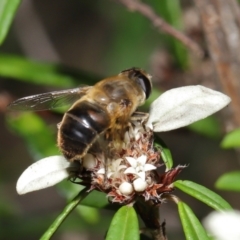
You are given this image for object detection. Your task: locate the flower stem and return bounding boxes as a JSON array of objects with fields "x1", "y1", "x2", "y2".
[
  {"x1": 40, "y1": 187, "x2": 89, "y2": 240},
  {"x1": 135, "y1": 198, "x2": 167, "y2": 240}
]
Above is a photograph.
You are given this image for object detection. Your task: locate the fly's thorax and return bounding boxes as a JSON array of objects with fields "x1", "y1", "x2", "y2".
[{"x1": 93, "y1": 76, "x2": 146, "y2": 110}]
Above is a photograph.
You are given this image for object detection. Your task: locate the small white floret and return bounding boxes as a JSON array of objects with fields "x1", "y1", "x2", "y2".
[
  {"x1": 97, "y1": 158, "x2": 126, "y2": 178},
  {"x1": 16, "y1": 156, "x2": 77, "y2": 195},
  {"x1": 119, "y1": 182, "x2": 133, "y2": 195},
  {"x1": 146, "y1": 85, "x2": 231, "y2": 132},
  {"x1": 124, "y1": 155, "x2": 156, "y2": 180}
]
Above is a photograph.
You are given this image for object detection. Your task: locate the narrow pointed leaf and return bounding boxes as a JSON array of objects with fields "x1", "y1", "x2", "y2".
[
  {"x1": 16, "y1": 156, "x2": 77, "y2": 194},
  {"x1": 221, "y1": 128, "x2": 240, "y2": 149},
  {"x1": 178, "y1": 201, "x2": 210, "y2": 240},
  {"x1": 146, "y1": 85, "x2": 231, "y2": 132},
  {"x1": 106, "y1": 206, "x2": 139, "y2": 240},
  {"x1": 0, "y1": 54, "x2": 98, "y2": 87},
  {"x1": 154, "y1": 138, "x2": 173, "y2": 170},
  {"x1": 215, "y1": 171, "x2": 240, "y2": 191},
  {"x1": 174, "y1": 180, "x2": 232, "y2": 210},
  {"x1": 0, "y1": 0, "x2": 21, "y2": 45}
]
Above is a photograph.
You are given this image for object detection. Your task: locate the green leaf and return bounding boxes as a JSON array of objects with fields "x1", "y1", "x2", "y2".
[
  {"x1": 221, "y1": 128, "x2": 240, "y2": 149},
  {"x1": 215, "y1": 171, "x2": 240, "y2": 191},
  {"x1": 40, "y1": 188, "x2": 89, "y2": 240},
  {"x1": 106, "y1": 206, "x2": 139, "y2": 240},
  {"x1": 188, "y1": 116, "x2": 221, "y2": 139},
  {"x1": 0, "y1": 54, "x2": 98, "y2": 87},
  {"x1": 0, "y1": 0, "x2": 21, "y2": 45},
  {"x1": 7, "y1": 112, "x2": 58, "y2": 159},
  {"x1": 154, "y1": 138, "x2": 173, "y2": 170},
  {"x1": 178, "y1": 201, "x2": 210, "y2": 240},
  {"x1": 174, "y1": 180, "x2": 232, "y2": 210}
]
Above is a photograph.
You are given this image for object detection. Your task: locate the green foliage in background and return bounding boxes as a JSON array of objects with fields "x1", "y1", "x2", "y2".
[
  {"x1": 214, "y1": 128, "x2": 240, "y2": 193},
  {"x1": 221, "y1": 128, "x2": 240, "y2": 149},
  {"x1": 154, "y1": 0, "x2": 188, "y2": 69},
  {"x1": 0, "y1": 0, "x2": 21, "y2": 44},
  {"x1": 0, "y1": 1, "x2": 235, "y2": 240}
]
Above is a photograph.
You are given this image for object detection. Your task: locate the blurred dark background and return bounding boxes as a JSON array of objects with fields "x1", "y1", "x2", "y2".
[{"x1": 0, "y1": 0, "x2": 239, "y2": 239}]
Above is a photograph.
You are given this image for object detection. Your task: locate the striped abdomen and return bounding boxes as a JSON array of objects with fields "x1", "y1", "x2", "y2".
[{"x1": 58, "y1": 101, "x2": 111, "y2": 161}]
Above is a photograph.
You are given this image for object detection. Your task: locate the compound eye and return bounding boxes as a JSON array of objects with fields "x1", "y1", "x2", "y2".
[
  {"x1": 136, "y1": 73, "x2": 152, "y2": 99},
  {"x1": 120, "y1": 67, "x2": 152, "y2": 99}
]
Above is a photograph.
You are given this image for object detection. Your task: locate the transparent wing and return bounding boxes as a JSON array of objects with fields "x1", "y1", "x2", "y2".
[{"x1": 8, "y1": 87, "x2": 92, "y2": 111}]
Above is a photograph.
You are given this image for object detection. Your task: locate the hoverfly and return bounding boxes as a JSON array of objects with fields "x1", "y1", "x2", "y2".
[{"x1": 8, "y1": 68, "x2": 152, "y2": 162}]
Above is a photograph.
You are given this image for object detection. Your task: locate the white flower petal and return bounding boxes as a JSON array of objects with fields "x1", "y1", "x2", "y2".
[
  {"x1": 16, "y1": 156, "x2": 76, "y2": 195},
  {"x1": 125, "y1": 157, "x2": 137, "y2": 168},
  {"x1": 144, "y1": 164, "x2": 157, "y2": 171},
  {"x1": 97, "y1": 168, "x2": 105, "y2": 174},
  {"x1": 203, "y1": 210, "x2": 240, "y2": 240},
  {"x1": 124, "y1": 167, "x2": 137, "y2": 174},
  {"x1": 107, "y1": 171, "x2": 114, "y2": 178},
  {"x1": 117, "y1": 165, "x2": 127, "y2": 171},
  {"x1": 146, "y1": 85, "x2": 231, "y2": 132},
  {"x1": 111, "y1": 159, "x2": 124, "y2": 170},
  {"x1": 137, "y1": 171, "x2": 146, "y2": 180},
  {"x1": 137, "y1": 155, "x2": 147, "y2": 165},
  {"x1": 136, "y1": 165, "x2": 144, "y2": 173}
]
